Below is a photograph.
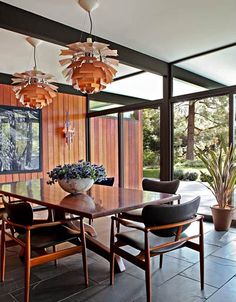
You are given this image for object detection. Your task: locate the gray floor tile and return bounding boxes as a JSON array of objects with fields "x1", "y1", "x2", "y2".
[
  {"x1": 62, "y1": 273, "x2": 146, "y2": 302},
  {"x1": 181, "y1": 255, "x2": 236, "y2": 288},
  {"x1": 32, "y1": 262, "x2": 70, "y2": 280},
  {"x1": 204, "y1": 230, "x2": 236, "y2": 247},
  {"x1": 206, "y1": 276, "x2": 236, "y2": 301},
  {"x1": 127, "y1": 255, "x2": 193, "y2": 287},
  {"x1": 86, "y1": 258, "x2": 110, "y2": 283},
  {"x1": 0, "y1": 293, "x2": 18, "y2": 302},
  {"x1": 135, "y1": 274, "x2": 216, "y2": 302},
  {"x1": 211, "y1": 240, "x2": 236, "y2": 261},
  {"x1": 0, "y1": 266, "x2": 40, "y2": 297},
  {"x1": 168, "y1": 243, "x2": 219, "y2": 263},
  {"x1": 11, "y1": 270, "x2": 95, "y2": 302}
]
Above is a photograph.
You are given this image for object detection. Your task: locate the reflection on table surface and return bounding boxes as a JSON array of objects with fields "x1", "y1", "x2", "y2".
[{"x1": 0, "y1": 179, "x2": 180, "y2": 219}]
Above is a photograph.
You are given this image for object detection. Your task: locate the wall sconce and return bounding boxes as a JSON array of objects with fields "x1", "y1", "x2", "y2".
[{"x1": 63, "y1": 112, "x2": 75, "y2": 146}]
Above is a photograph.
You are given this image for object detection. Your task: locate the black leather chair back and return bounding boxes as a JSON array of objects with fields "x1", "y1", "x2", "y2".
[
  {"x1": 142, "y1": 196, "x2": 200, "y2": 237},
  {"x1": 142, "y1": 178, "x2": 180, "y2": 194},
  {"x1": 2, "y1": 196, "x2": 33, "y2": 234},
  {"x1": 95, "y1": 177, "x2": 115, "y2": 186}
]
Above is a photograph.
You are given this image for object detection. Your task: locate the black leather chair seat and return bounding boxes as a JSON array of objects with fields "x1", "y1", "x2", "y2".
[
  {"x1": 116, "y1": 230, "x2": 187, "y2": 253},
  {"x1": 18, "y1": 224, "x2": 81, "y2": 249}
]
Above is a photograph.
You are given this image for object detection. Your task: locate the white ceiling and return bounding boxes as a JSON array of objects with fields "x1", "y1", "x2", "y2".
[
  {"x1": 2, "y1": 0, "x2": 236, "y2": 62},
  {"x1": 1, "y1": 0, "x2": 236, "y2": 92}
]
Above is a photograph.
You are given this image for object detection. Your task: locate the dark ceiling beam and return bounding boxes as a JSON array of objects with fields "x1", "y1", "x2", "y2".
[
  {"x1": 172, "y1": 66, "x2": 225, "y2": 89},
  {"x1": 88, "y1": 91, "x2": 150, "y2": 105},
  {"x1": 0, "y1": 2, "x2": 168, "y2": 76}
]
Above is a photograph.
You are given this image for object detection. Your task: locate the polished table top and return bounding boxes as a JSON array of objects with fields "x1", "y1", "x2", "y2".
[{"x1": 0, "y1": 179, "x2": 180, "y2": 219}]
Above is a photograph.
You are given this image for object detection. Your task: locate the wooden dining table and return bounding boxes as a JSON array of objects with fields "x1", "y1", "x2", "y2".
[{"x1": 0, "y1": 178, "x2": 180, "y2": 271}]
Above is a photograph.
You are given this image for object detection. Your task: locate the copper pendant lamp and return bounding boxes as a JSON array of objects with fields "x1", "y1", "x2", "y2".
[
  {"x1": 12, "y1": 37, "x2": 58, "y2": 109},
  {"x1": 60, "y1": 0, "x2": 119, "y2": 94}
]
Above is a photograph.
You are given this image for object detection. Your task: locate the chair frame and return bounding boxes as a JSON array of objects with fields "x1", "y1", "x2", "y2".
[
  {"x1": 0, "y1": 199, "x2": 88, "y2": 302},
  {"x1": 117, "y1": 179, "x2": 180, "y2": 226},
  {"x1": 110, "y1": 215, "x2": 204, "y2": 302}
]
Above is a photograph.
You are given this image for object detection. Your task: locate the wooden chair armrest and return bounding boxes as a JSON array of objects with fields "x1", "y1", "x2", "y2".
[
  {"x1": 29, "y1": 216, "x2": 82, "y2": 230},
  {"x1": 111, "y1": 215, "x2": 146, "y2": 232},
  {"x1": 146, "y1": 215, "x2": 204, "y2": 232},
  {"x1": 3, "y1": 215, "x2": 82, "y2": 231},
  {"x1": 3, "y1": 215, "x2": 28, "y2": 230}
]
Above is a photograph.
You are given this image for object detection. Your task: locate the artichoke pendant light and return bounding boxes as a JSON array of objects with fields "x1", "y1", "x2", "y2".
[
  {"x1": 59, "y1": 0, "x2": 119, "y2": 94},
  {"x1": 12, "y1": 37, "x2": 58, "y2": 109}
]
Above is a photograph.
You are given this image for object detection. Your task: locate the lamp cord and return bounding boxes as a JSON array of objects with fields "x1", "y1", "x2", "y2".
[
  {"x1": 88, "y1": 11, "x2": 93, "y2": 36},
  {"x1": 33, "y1": 46, "x2": 37, "y2": 70}
]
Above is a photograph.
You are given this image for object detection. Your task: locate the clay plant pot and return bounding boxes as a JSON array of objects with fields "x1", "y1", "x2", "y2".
[{"x1": 210, "y1": 205, "x2": 235, "y2": 231}]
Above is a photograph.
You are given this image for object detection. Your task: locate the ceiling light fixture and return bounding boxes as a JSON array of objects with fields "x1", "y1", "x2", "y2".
[
  {"x1": 59, "y1": 0, "x2": 119, "y2": 94},
  {"x1": 12, "y1": 37, "x2": 58, "y2": 109}
]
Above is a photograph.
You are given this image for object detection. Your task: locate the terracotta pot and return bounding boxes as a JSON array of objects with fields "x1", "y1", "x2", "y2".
[
  {"x1": 58, "y1": 178, "x2": 94, "y2": 194},
  {"x1": 210, "y1": 205, "x2": 235, "y2": 231}
]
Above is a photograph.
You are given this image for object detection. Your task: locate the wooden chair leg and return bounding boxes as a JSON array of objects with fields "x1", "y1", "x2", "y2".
[
  {"x1": 52, "y1": 246, "x2": 57, "y2": 266},
  {"x1": 200, "y1": 219, "x2": 204, "y2": 290},
  {"x1": 110, "y1": 218, "x2": 115, "y2": 285},
  {"x1": 0, "y1": 219, "x2": 6, "y2": 282},
  {"x1": 80, "y1": 218, "x2": 88, "y2": 287},
  {"x1": 24, "y1": 230, "x2": 31, "y2": 302},
  {"x1": 159, "y1": 254, "x2": 163, "y2": 269},
  {"x1": 145, "y1": 257, "x2": 151, "y2": 302},
  {"x1": 145, "y1": 232, "x2": 152, "y2": 302}
]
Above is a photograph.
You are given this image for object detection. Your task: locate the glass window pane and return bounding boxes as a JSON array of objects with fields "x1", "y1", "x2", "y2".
[
  {"x1": 173, "y1": 95, "x2": 229, "y2": 180},
  {"x1": 176, "y1": 46, "x2": 236, "y2": 87},
  {"x1": 105, "y1": 72, "x2": 163, "y2": 100},
  {"x1": 173, "y1": 78, "x2": 207, "y2": 97},
  {"x1": 142, "y1": 108, "x2": 160, "y2": 180},
  {"x1": 89, "y1": 100, "x2": 123, "y2": 112},
  {"x1": 115, "y1": 63, "x2": 141, "y2": 78}
]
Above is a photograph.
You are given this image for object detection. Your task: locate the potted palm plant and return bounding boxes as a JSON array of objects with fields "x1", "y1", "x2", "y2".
[{"x1": 196, "y1": 141, "x2": 236, "y2": 231}]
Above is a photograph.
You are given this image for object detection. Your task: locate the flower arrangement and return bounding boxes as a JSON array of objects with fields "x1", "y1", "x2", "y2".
[{"x1": 47, "y1": 160, "x2": 107, "y2": 185}]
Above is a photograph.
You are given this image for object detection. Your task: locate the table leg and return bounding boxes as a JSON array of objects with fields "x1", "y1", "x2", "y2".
[{"x1": 85, "y1": 234, "x2": 125, "y2": 272}]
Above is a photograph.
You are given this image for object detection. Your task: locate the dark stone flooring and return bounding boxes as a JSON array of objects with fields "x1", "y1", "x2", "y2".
[{"x1": 1, "y1": 216, "x2": 236, "y2": 302}]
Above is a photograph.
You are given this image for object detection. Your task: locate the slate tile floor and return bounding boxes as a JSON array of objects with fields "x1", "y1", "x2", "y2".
[{"x1": 1, "y1": 217, "x2": 236, "y2": 302}]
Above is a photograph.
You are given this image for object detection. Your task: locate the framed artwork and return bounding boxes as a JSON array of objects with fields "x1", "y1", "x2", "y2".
[{"x1": 0, "y1": 105, "x2": 42, "y2": 174}]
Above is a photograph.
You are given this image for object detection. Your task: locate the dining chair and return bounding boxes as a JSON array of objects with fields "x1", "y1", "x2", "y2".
[
  {"x1": 110, "y1": 196, "x2": 204, "y2": 302},
  {"x1": 118, "y1": 179, "x2": 180, "y2": 224},
  {"x1": 0, "y1": 195, "x2": 88, "y2": 302},
  {"x1": 95, "y1": 177, "x2": 115, "y2": 186}
]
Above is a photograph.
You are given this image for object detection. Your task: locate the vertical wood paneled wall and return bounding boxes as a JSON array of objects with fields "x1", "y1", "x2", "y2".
[
  {"x1": 0, "y1": 84, "x2": 86, "y2": 183},
  {"x1": 124, "y1": 112, "x2": 143, "y2": 189},
  {"x1": 90, "y1": 116, "x2": 119, "y2": 187},
  {"x1": 90, "y1": 114, "x2": 143, "y2": 189}
]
